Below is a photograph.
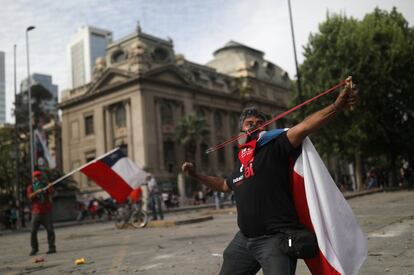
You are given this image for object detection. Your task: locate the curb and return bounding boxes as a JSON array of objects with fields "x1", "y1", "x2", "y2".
[
  {"x1": 0, "y1": 188, "x2": 388, "y2": 235},
  {"x1": 343, "y1": 188, "x2": 383, "y2": 199},
  {"x1": 146, "y1": 215, "x2": 214, "y2": 228},
  {"x1": 202, "y1": 207, "x2": 237, "y2": 216}
]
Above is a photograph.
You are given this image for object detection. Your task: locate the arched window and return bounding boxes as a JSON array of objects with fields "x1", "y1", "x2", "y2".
[
  {"x1": 161, "y1": 102, "x2": 174, "y2": 125},
  {"x1": 264, "y1": 62, "x2": 274, "y2": 76},
  {"x1": 111, "y1": 50, "x2": 126, "y2": 63},
  {"x1": 114, "y1": 104, "x2": 126, "y2": 128},
  {"x1": 152, "y1": 47, "x2": 169, "y2": 62}
]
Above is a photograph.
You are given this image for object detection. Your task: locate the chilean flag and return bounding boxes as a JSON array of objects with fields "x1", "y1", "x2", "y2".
[
  {"x1": 258, "y1": 129, "x2": 367, "y2": 275},
  {"x1": 80, "y1": 148, "x2": 147, "y2": 203}
]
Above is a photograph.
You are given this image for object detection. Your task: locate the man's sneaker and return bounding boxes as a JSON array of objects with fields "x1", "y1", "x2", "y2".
[
  {"x1": 46, "y1": 248, "x2": 56, "y2": 254},
  {"x1": 29, "y1": 249, "x2": 38, "y2": 256}
]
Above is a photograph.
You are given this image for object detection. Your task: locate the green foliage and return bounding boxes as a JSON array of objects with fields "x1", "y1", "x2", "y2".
[
  {"x1": 0, "y1": 84, "x2": 55, "y2": 198},
  {"x1": 15, "y1": 84, "x2": 53, "y2": 133},
  {"x1": 175, "y1": 115, "x2": 209, "y2": 161},
  {"x1": 296, "y1": 7, "x2": 414, "y2": 167},
  {"x1": 0, "y1": 126, "x2": 17, "y2": 195}
]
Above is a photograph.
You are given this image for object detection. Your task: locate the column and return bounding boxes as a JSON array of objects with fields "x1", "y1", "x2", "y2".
[
  {"x1": 154, "y1": 98, "x2": 165, "y2": 172},
  {"x1": 104, "y1": 106, "x2": 113, "y2": 150},
  {"x1": 125, "y1": 100, "x2": 134, "y2": 160}
]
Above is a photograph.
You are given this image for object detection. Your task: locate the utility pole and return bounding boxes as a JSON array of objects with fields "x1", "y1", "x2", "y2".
[
  {"x1": 14, "y1": 44, "x2": 24, "y2": 227},
  {"x1": 25, "y1": 26, "x2": 35, "y2": 177},
  {"x1": 287, "y1": 0, "x2": 305, "y2": 118}
]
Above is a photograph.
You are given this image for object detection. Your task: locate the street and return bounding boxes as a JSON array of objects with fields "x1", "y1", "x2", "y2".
[{"x1": 1, "y1": 190, "x2": 413, "y2": 275}]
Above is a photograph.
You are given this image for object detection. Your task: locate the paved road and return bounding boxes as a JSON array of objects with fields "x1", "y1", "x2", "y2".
[{"x1": 0, "y1": 190, "x2": 413, "y2": 275}]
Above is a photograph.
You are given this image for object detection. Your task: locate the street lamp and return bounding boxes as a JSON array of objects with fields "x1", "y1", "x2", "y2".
[{"x1": 26, "y1": 26, "x2": 35, "y2": 178}]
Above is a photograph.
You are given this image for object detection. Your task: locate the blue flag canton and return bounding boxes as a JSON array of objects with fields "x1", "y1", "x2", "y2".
[{"x1": 101, "y1": 149, "x2": 125, "y2": 167}]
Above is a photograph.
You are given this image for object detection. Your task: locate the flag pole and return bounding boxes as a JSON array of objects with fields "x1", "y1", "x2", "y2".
[{"x1": 39, "y1": 147, "x2": 120, "y2": 191}]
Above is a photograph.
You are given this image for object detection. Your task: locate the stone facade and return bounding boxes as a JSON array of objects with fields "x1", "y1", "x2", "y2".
[{"x1": 59, "y1": 25, "x2": 293, "y2": 195}]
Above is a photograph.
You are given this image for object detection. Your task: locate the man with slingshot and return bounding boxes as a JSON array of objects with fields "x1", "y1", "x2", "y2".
[{"x1": 182, "y1": 76, "x2": 357, "y2": 274}]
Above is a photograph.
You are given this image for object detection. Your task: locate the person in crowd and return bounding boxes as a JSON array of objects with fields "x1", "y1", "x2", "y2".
[
  {"x1": 147, "y1": 174, "x2": 164, "y2": 220},
  {"x1": 27, "y1": 170, "x2": 56, "y2": 256}
]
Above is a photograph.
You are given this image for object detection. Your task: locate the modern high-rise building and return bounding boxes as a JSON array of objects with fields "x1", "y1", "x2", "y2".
[
  {"x1": 20, "y1": 73, "x2": 59, "y2": 117},
  {"x1": 0, "y1": 51, "x2": 5, "y2": 123},
  {"x1": 67, "y1": 26, "x2": 112, "y2": 88}
]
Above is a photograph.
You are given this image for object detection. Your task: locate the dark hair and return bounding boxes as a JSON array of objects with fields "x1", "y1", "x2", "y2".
[{"x1": 239, "y1": 106, "x2": 267, "y2": 130}]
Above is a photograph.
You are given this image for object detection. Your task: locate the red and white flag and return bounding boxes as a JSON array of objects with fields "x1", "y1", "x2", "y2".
[
  {"x1": 80, "y1": 149, "x2": 147, "y2": 203},
  {"x1": 291, "y1": 137, "x2": 367, "y2": 275}
]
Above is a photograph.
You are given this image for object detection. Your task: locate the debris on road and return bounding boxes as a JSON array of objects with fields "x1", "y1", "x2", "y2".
[{"x1": 75, "y1": 258, "x2": 86, "y2": 265}]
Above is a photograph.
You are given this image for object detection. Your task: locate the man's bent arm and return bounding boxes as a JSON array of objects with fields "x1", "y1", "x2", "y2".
[
  {"x1": 287, "y1": 103, "x2": 338, "y2": 148},
  {"x1": 181, "y1": 162, "x2": 231, "y2": 193},
  {"x1": 287, "y1": 77, "x2": 357, "y2": 148}
]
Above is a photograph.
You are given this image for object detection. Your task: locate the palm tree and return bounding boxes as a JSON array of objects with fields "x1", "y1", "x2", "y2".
[
  {"x1": 175, "y1": 115, "x2": 209, "y2": 162},
  {"x1": 175, "y1": 115, "x2": 209, "y2": 200}
]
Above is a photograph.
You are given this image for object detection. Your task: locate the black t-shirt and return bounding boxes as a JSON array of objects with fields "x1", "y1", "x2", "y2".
[{"x1": 226, "y1": 131, "x2": 302, "y2": 238}]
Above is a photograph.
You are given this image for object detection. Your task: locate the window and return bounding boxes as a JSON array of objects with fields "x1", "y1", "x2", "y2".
[
  {"x1": 111, "y1": 50, "x2": 126, "y2": 63},
  {"x1": 196, "y1": 108, "x2": 206, "y2": 119},
  {"x1": 119, "y1": 143, "x2": 128, "y2": 157},
  {"x1": 214, "y1": 111, "x2": 223, "y2": 130},
  {"x1": 163, "y1": 141, "x2": 175, "y2": 173},
  {"x1": 250, "y1": 60, "x2": 259, "y2": 71},
  {"x1": 218, "y1": 149, "x2": 225, "y2": 167},
  {"x1": 282, "y1": 71, "x2": 289, "y2": 81},
  {"x1": 161, "y1": 102, "x2": 174, "y2": 125},
  {"x1": 114, "y1": 104, "x2": 126, "y2": 128},
  {"x1": 152, "y1": 47, "x2": 169, "y2": 62},
  {"x1": 84, "y1": 115, "x2": 94, "y2": 136},
  {"x1": 264, "y1": 62, "x2": 275, "y2": 76},
  {"x1": 200, "y1": 143, "x2": 210, "y2": 167},
  {"x1": 85, "y1": 154, "x2": 95, "y2": 163}
]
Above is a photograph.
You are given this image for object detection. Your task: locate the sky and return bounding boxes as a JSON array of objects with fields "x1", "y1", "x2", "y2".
[{"x1": 0, "y1": 0, "x2": 413, "y2": 122}]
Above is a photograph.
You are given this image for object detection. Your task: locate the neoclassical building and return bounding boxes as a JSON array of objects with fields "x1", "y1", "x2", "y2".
[{"x1": 59, "y1": 24, "x2": 293, "y2": 196}]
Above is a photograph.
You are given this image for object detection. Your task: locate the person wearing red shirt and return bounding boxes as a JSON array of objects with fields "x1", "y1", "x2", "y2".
[{"x1": 27, "y1": 170, "x2": 56, "y2": 256}]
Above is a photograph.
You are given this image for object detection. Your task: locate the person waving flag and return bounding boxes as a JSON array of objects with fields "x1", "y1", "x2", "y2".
[{"x1": 38, "y1": 148, "x2": 147, "y2": 203}]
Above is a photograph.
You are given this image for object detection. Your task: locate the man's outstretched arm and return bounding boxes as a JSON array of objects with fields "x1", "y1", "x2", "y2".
[
  {"x1": 287, "y1": 76, "x2": 358, "y2": 148},
  {"x1": 181, "y1": 162, "x2": 231, "y2": 193}
]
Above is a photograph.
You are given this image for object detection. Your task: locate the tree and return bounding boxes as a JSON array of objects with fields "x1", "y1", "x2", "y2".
[
  {"x1": 13, "y1": 83, "x2": 55, "y2": 174},
  {"x1": 0, "y1": 126, "x2": 16, "y2": 196},
  {"x1": 175, "y1": 115, "x2": 209, "y2": 198},
  {"x1": 175, "y1": 115, "x2": 210, "y2": 162},
  {"x1": 15, "y1": 84, "x2": 53, "y2": 132},
  {"x1": 0, "y1": 84, "x2": 55, "y2": 217},
  {"x1": 296, "y1": 7, "x2": 414, "y2": 188}
]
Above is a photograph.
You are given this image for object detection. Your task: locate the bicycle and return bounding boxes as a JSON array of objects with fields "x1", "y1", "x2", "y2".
[{"x1": 115, "y1": 202, "x2": 148, "y2": 229}]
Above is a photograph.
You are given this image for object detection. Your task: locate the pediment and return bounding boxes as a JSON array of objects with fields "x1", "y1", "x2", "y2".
[
  {"x1": 143, "y1": 65, "x2": 193, "y2": 87},
  {"x1": 87, "y1": 69, "x2": 134, "y2": 95}
]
